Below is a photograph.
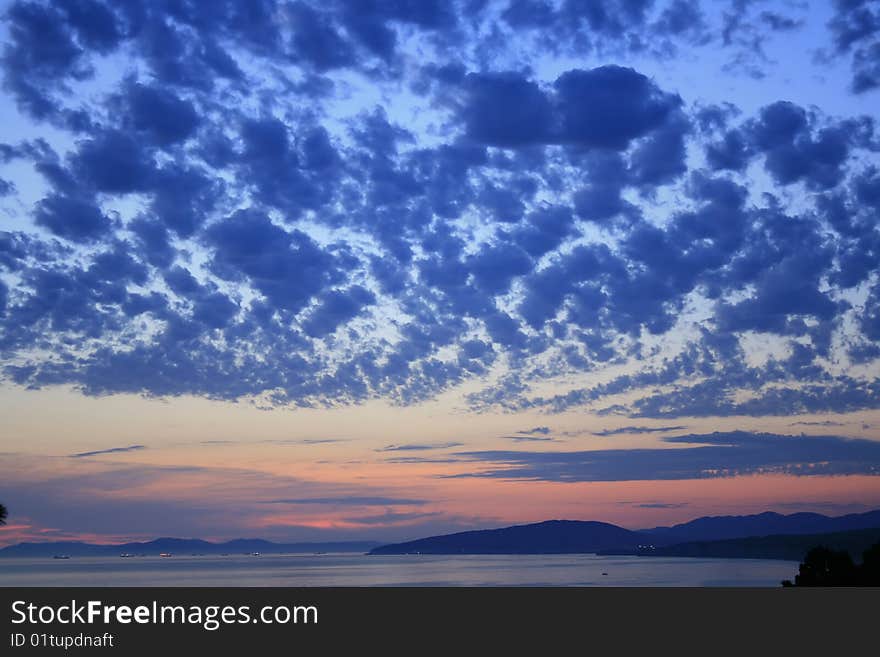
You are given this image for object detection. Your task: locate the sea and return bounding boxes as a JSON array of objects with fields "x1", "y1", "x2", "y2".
[{"x1": 0, "y1": 553, "x2": 798, "y2": 587}]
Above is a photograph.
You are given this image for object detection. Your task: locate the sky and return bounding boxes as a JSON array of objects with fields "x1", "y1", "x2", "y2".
[{"x1": 1, "y1": 0, "x2": 880, "y2": 547}]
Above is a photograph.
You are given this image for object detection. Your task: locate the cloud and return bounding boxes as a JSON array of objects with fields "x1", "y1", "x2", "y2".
[
  {"x1": 69, "y1": 445, "x2": 146, "y2": 458},
  {"x1": 260, "y1": 496, "x2": 427, "y2": 506},
  {"x1": 628, "y1": 377, "x2": 880, "y2": 419},
  {"x1": 382, "y1": 456, "x2": 465, "y2": 465},
  {"x1": 302, "y1": 286, "x2": 376, "y2": 338},
  {"x1": 72, "y1": 129, "x2": 158, "y2": 193},
  {"x1": 517, "y1": 426, "x2": 551, "y2": 435},
  {"x1": 460, "y1": 72, "x2": 555, "y2": 147},
  {"x1": 460, "y1": 65, "x2": 683, "y2": 151},
  {"x1": 206, "y1": 209, "x2": 346, "y2": 314},
  {"x1": 828, "y1": 0, "x2": 880, "y2": 93},
  {"x1": 620, "y1": 502, "x2": 690, "y2": 509},
  {"x1": 124, "y1": 81, "x2": 201, "y2": 147},
  {"x1": 0, "y1": 454, "x2": 456, "y2": 542},
  {"x1": 376, "y1": 442, "x2": 464, "y2": 452},
  {"x1": 789, "y1": 420, "x2": 848, "y2": 428},
  {"x1": 33, "y1": 194, "x2": 113, "y2": 243},
  {"x1": 294, "y1": 439, "x2": 350, "y2": 445},
  {"x1": 286, "y1": 2, "x2": 356, "y2": 72},
  {"x1": 447, "y1": 432, "x2": 880, "y2": 482},
  {"x1": 340, "y1": 511, "x2": 441, "y2": 525},
  {"x1": 1, "y1": 1, "x2": 89, "y2": 120},
  {"x1": 0, "y1": 1, "x2": 878, "y2": 423},
  {"x1": 592, "y1": 426, "x2": 687, "y2": 436},
  {"x1": 503, "y1": 435, "x2": 557, "y2": 442}
]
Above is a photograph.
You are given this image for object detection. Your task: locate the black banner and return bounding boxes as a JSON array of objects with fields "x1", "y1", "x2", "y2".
[{"x1": 1, "y1": 587, "x2": 878, "y2": 655}]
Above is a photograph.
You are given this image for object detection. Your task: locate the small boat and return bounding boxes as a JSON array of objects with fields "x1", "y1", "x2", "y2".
[
  {"x1": 250, "y1": 552, "x2": 261, "y2": 556},
  {"x1": 52, "y1": 555, "x2": 71, "y2": 560},
  {"x1": 119, "y1": 553, "x2": 134, "y2": 558},
  {"x1": 159, "y1": 553, "x2": 172, "y2": 557}
]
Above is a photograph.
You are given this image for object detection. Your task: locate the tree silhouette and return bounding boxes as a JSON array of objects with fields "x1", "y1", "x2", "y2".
[
  {"x1": 861, "y1": 542, "x2": 880, "y2": 587},
  {"x1": 0, "y1": 503, "x2": 6, "y2": 526},
  {"x1": 782, "y1": 542, "x2": 880, "y2": 586},
  {"x1": 795, "y1": 546, "x2": 856, "y2": 586}
]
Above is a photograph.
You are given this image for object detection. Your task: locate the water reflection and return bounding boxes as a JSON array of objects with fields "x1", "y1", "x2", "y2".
[{"x1": 0, "y1": 554, "x2": 798, "y2": 587}]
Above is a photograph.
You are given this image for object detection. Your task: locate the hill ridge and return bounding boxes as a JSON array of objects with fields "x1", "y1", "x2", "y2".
[{"x1": 370, "y1": 509, "x2": 880, "y2": 555}]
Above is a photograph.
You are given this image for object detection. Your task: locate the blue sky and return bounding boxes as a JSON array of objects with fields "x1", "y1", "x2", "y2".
[{"x1": 1, "y1": 0, "x2": 879, "y2": 544}]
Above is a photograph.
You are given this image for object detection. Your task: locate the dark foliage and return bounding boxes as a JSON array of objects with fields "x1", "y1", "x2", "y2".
[{"x1": 782, "y1": 541, "x2": 880, "y2": 586}]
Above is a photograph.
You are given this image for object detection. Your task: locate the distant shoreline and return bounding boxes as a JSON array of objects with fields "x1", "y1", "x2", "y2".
[{"x1": 0, "y1": 538, "x2": 380, "y2": 559}]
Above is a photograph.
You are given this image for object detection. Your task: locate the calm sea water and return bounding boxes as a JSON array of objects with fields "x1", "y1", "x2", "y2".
[{"x1": 0, "y1": 553, "x2": 798, "y2": 587}]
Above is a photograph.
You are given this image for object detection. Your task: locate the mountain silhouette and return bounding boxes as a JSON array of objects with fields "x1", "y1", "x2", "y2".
[
  {"x1": 0, "y1": 538, "x2": 379, "y2": 558},
  {"x1": 370, "y1": 509, "x2": 880, "y2": 555},
  {"x1": 369, "y1": 520, "x2": 644, "y2": 554},
  {"x1": 643, "y1": 509, "x2": 880, "y2": 543}
]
